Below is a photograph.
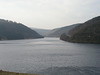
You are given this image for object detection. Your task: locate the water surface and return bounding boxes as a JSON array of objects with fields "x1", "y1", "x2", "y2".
[{"x1": 0, "y1": 38, "x2": 100, "y2": 75}]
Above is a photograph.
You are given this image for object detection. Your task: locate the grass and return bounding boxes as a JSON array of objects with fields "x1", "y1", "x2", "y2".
[{"x1": 0, "y1": 70, "x2": 39, "y2": 75}]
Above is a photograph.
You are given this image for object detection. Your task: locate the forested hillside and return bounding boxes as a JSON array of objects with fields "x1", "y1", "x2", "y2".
[
  {"x1": 60, "y1": 16, "x2": 100, "y2": 44},
  {"x1": 0, "y1": 19, "x2": 43, "y2": 40}
]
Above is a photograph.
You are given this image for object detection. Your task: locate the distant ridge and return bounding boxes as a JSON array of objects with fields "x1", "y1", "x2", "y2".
[
  {"x1": 60, "y1": 16, "x2": 100, "y2": 44},
  {"x1": 0, "y1": 19, "x2": 43, "y2": 40},
  {"x1": 31, "y1": 27, "x2": 51, "y2": 36},
  {"x1": 45, "y1": 24, "x2": 81, "y2": 37}
]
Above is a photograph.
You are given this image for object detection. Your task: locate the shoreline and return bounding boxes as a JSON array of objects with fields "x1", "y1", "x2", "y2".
[{"x1": 0, "y1": 70, "x2": 39, "y2": 75}]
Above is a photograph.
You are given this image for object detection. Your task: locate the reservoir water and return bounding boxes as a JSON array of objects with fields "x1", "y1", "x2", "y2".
[{"x1": 0, "y1": 38, "x2": 100, "y2": 75}]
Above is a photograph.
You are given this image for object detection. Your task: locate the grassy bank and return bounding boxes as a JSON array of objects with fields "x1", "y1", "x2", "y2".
[{"x1": 0, "y1": 70, "x2": 39, "y2": 75}]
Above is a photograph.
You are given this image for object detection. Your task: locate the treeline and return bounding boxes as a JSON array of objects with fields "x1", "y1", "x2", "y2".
[
  {"x1": 60, "y1": 16, "x2": 100, "y2": 44},
  {"x1": 0, "y1": 19, "x2": 43, "y2": 40}
]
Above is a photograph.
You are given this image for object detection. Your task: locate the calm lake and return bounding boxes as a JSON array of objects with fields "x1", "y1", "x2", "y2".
[{"x1": 0, "y1": 38, "x2": 100, "y2": 75}]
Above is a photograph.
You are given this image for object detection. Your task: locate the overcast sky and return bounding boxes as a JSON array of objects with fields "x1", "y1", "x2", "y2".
[{"x1": 0, "y1": 0, "x2": 100, "y2": 29}]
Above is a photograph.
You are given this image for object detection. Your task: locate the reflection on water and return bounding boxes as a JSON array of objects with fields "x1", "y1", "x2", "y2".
[{"x1": 0, "y1": 38, "x2": 100, "y2": 75}]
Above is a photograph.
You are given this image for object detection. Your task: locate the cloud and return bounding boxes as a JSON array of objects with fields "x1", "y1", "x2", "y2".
[{"x1": 0, "y1": 0, "x2": 100, "y2": 29}]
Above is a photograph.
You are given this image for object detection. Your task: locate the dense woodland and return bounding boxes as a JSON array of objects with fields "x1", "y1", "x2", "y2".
[
  {"x1": 0, "y1": 19, "x2": 43, "y2": 40},
  {"x1": 60, "y1": 16, "x2": 100, "y2": 44},
  {"x1": 0, "y1": 16, "x2": 100, "y2": 44}
]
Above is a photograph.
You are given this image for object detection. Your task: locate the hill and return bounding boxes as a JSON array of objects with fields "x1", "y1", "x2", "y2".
[
  {"x1": 0, "y1": 19, "x2": 43, "y2": 40},
  {"x1": 60, "y1": 16, "x2": 100, "y2": 44},
  {"x1": 31, "y1": 28, "x2": 51, "y2": 36},
  {"x1": 45, "y1": 24, "x2": 81, "y2": 37}
]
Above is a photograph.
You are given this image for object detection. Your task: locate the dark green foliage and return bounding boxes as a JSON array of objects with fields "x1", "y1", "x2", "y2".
[
  {"x1": 0, "y1": 19, "x2": 43, "y2": 40},
  {"x1": 60, "y1": 16, "x2": 100, "y2": 44}
]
